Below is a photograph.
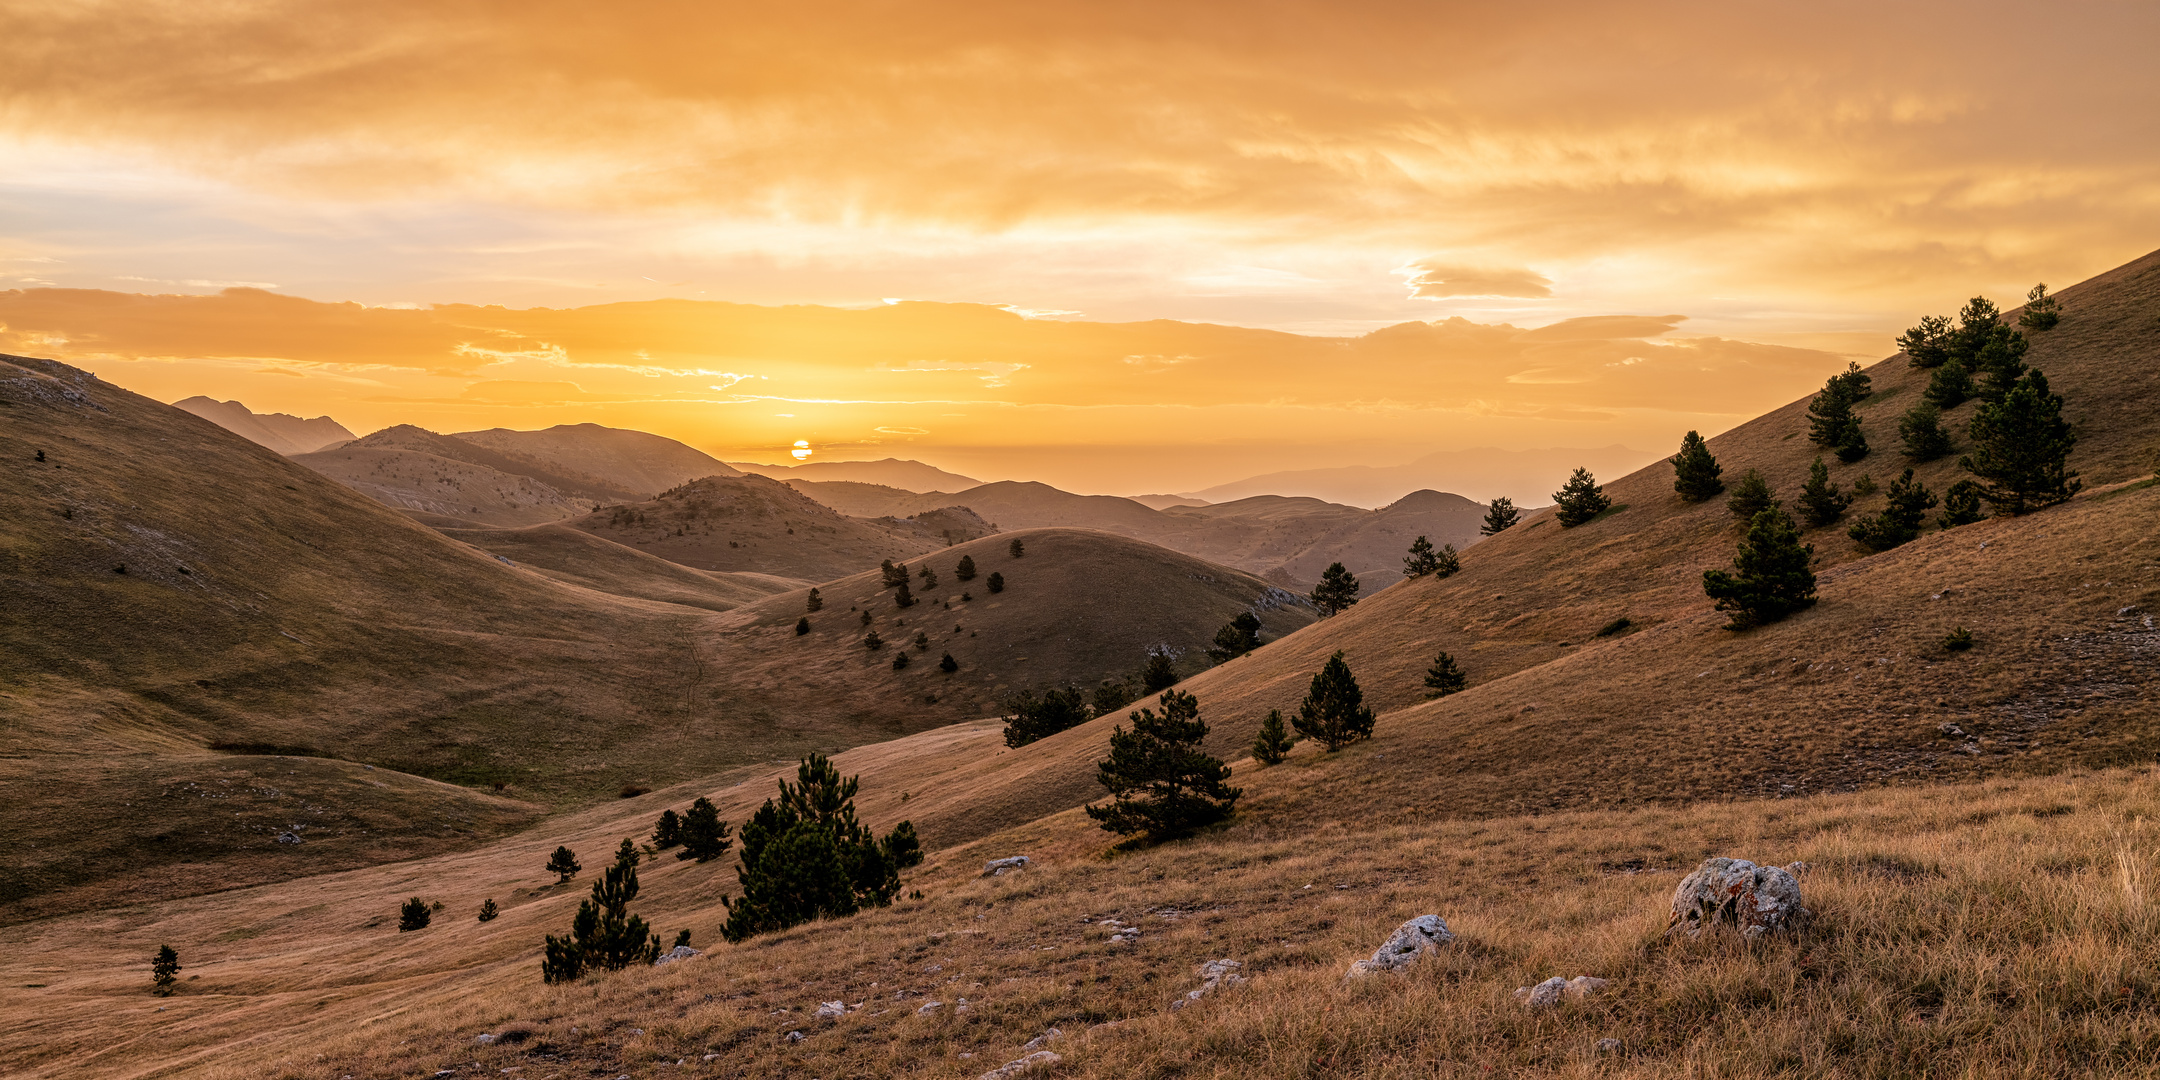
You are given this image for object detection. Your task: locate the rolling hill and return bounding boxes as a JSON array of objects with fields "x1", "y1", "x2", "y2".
[
  {"x1": 171, "y1": 396, "x2": 354, "y2": 455},
  {"x1": 452, "y1": 423, "x2": 740, "y2": 495},
  {"x1": 434, "y1": 522, "x2": 800, "y2": 612},
  {"x1": 1185, "y1": 443, "x2": 1658, "y2": 507},
  {"x1": 730, "y1": 456, "x2": 980, "y2": 491}
]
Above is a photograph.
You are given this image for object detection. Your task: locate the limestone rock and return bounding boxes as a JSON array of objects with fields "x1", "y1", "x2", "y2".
[
  {"x1": 916, "y1": 1000, "x2": 944, "y2": 1015},
  {"x1": 1170, "y1": 959, "x2": 1246, "y2": 1010},
  {"x1": 1021, "y1": 1028, "x2": 1063, "y2": 1051},
  {"x1": 983, "y1": 856, "x2": 1032, "y2": 877},
  {"x1": 977, "y1": 1051, "x2": 1061, "y2": 1079},
  {"x1": 1513, "y1": 975, "x2": 1608, "y2": 1008},
  {"x1": 1596, "y1": 1037, "x2": 1622, "y2": 1054},
  {"x1": 814, "y1": 1000, "x2": 846, "y2": 1020},
  {"x1": 653, "y1": 945, "x2": 699, "y2": 966},
  {"x1": 784, "y1": 1030, "x2": 805, "y2": 1043},
  {"x1": 1668, "y1": 858, "x2": 1809, "y2": 939},
  {"x1": 1346, "y1": 914, "x2": 1454, "y2": 976}
]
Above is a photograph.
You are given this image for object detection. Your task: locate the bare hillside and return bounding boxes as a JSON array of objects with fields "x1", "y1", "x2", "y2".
[
  {"x1": 564, "y1": 474, "x2": 952, "y2": 581},
  {"x1": 453, "y1": 423, "x2": 740, "y2": 495},
  {"x1": 437, "y1": 522, "x2": 800, "y2": 611}
]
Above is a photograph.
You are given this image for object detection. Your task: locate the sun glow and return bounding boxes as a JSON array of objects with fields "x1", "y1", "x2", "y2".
[{"x1": 791, "y1": 439, "x2": 812, "y2": 461}]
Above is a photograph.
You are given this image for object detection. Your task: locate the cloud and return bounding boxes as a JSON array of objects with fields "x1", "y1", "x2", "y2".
[{"x1": 1400, "y1": 261, "x2": 1554, "y2": 300}]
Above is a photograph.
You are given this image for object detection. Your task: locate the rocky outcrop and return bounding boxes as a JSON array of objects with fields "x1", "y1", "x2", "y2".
[
  {"x1": 1346, "y1": 914, "x2": 1454, "y2": 976},
  {"x1": 652, "y1": 945, "x2": 699, "y2": 966},
  {"x1": 1170, "y1": 959, "x2": 1246, "y2": 1010},
  {"x1": 978, "y1": 1051, "x2": 1061, "y2": 1079},
  {"x1": 1668, "y1": 858, "x2": 1809, "y2": 939},
  {"x1": 983, "y1": 856, "x2": 1032, "y2": 876}
]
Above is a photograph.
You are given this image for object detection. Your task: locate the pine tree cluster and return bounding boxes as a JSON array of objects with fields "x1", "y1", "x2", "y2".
[
  {"x1": 721, "y1": 754, "x2": 921, "y2": 942},
  {"x1": 1001, "y1": 685, "x2": 1091, "y2": 748},
  {"x1": 543, "y1": 841, "x2": 663, "y2": 983}
]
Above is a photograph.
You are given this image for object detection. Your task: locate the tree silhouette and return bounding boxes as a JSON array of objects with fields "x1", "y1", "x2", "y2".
[
  {"x1": 1085, "y1": 690, "x2": 1240, "y2": 842},
  {"x1": 1294, "y1": 651, "x2": 1375, "y2": 750},
  {"x1": 1848, "y1": 468, "x2": 1938, "y2": 552},
  {"x1": 1251, "y1": 709, "x2": 1294, "y2": 766},
  {"x1": 1797, "y1": 457, "x2": 1852, "y2": 527},
  {"x1": 547, "y1": 845, "x2": 581, "y2": 884},
  {"x1": 1671, "y1": 430, "x2": 1725, "y2": 501},
  {"x1": 1422, "y1": 652, "x2": 1467, "y2": 697},
  {"x1": 1726, "y1": 468, "x2": 1776, "y2": 520},
  {"x1": 151, "y1": 946, "x2": 180, "y2": 996},
  {"x1": 677, "y1": 797, "x2": 732, "y2": 862},
  {"x1": 2018, "y1": 283, "x2": 2061, "y2": 331},
  {"x1": 1310, "y1": 562, "x2": 1360, "y2": 615},
  {"x1": 721, "y1": 753, "x2": 920, "y2": 942},
  {"x1": 1206, "y1": 612, "x2": 1263, "y2": 663},
  {"x1": 1480, "y1": 496, "x2": 1520, "y2": 535},
  {"x1": 1961, "y1": 369, "x2": 2080, "y2": 514},
  {"x1": 1702, "y1": 509, "x2": 1817, "y2": 630},
  {"x1": 1552, "y1": 467, "x2": 1611, "y2": 526}
]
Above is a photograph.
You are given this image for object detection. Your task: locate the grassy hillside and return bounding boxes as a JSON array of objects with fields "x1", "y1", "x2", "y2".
[
  {"x1": 453, "y1": 423, "x2": 741, "y2": 495},
  {"x1": 564, "y1": 473, "x2": 955, "y2": 581},
  {"x1": 436, "y1": 522, "x2": 799, "y2": 612}
]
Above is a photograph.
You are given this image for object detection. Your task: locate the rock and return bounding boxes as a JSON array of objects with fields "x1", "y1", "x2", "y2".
[
  {"x1": 653, "y1": 945, "x2": 700, "y2": 966},
  {"x1": 1668, "y1": 858, "x2": 1809, "y2": 939},
  {"x1": 983, "y1": 856, "x2": 1032, "y2": 876},
  {"x1": 1938, "y1": 722, "x2": 1967, "y2": 738},
  {"x1": 784, "y1": 1030, "x2": 805, "y2": 1043},
  {"x1": 1021, "y1": 1027, "x2": 1062, "y2": 1051},
  {"x1": 916, "y1": 1000, "x2": 943, "y2": 1015},
  {"x1": 1170, "y1": 959, "x2": 1246, "y2": 1010},
  {"x1": 1513, "y1": 975, "x2": 1608, "y2": 1008},
  {"x1": 1596, "y1": 1037, "x2": 1622, "y2": 1054},
  {"x1": 275, "y1": 831, "x2": 303, "y2": 845},
  {"x1": 473, "y1": 1033, "x2": 495, "y2": 1045},
  {"x1": 1346, "y1": 914, "x2": 1454, "y2": 976},
  {"x1": 977, "y1": 1050, "x2": 1061, "y2": 1079},
  {"x1": 814, "y1": 1000, "x2": 846, "y2": 1020}
]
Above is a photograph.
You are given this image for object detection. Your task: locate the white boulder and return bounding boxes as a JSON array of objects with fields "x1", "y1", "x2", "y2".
[
  {"x1": 1668, "y1": 858, "x2": 1809, "y2": 939},
  {"x1": 1346, "y1": 914, "x2": 1454, "y2": 976}
]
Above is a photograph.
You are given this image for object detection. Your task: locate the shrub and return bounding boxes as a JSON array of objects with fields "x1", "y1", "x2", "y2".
[
  {"x1": 1140, "y1": 647, "x2": 1179, "y2": 693},
  {"x1": 1310, "y1": 562, "x2": 1360, "y2": 615},
  {"x1": 859, "y1": 609, "x2": 872, "y2": 626},
  {"x1": 1480, "y1": 496, "x2": 1520, "y2": 535},
  {"x1": 892, "y1": 651, "x2": 910, "y2": 670},
  {"x1": 1726, "y1": 468, "x2": 1776, "y2": 520},
  {"x1": 954, "y1": 555, "x2": 977, "y2": 581},
  {"x1": 151, "y1": 946, "x2": 180, "y2": 995},
  {"x1": 1900, "y1": 401, "x2": 1954, "y2": 461},
  {"x1": 1944, "y1": 627, "x2": 1975, "y2": 651},
  {"x1": 864, "y1": 629, "x2": 884, "y2": 650},
  {"x1": 652, "y1": 809, "x2": 682, "y2": 849},
  {"x1": 478, "y1": 898, "x2": 499, "y2": 922},
  {"x1": 939, "y1": 652, "x2": 957, "y2": 673},
  {"x1": 721, "y1": 753, "x2": 920, "y2": 942},
  {"x1": 1206, "y1": 612, "x2": 1263, "y2": 663},
  {"x1": 398, "y1": 897, "x2": 432, "y2": 932},
  {"x1": 917, "y1": 565, "x2": 938, "y2": 589},
  {"x1": 1702, "y1": 509, "x2": 1817, "y2": 630},
  {"x1": 1009, "y1": 538, "x2": 1025, "y2": 558},
  {"x1": 678, "y1": 797, "x2": 732, "y2": 862},
  {"x1": 543, "y1": 839, "x2": 661, "y2": 982},
  {"x1": 1294, "y1": 650, "x2": 1375, "y2": 750},
  {"x1": 806, "y1": 587, "x2": 822, "y2": 612},
  {"x1": 1797, "y1": 457, "x2": 1852, "y2": 527},
  {"x1": 1251, "y1": 709, "x2": 1294, "y2": 766},
  {"x1": 1924, "y1": 357, "x2": 1975, "y2": 409},
  {"x1": 1422, "y1": 652, "x2": 1467, "y2": 697},
  {"x1": 1939, "y1": 479, "x2": 1987, "y2": 528},
  {"x1": 1961, "y1": 369, "x2": 2081, "y2": 514},
  {"x1": 1085, "y1": 690, "x2": 1241, "y2": 843},
  {"x1": 795, "y1": 617, "x2": 810, "y2": 636},
  {"x1": 2018, "y1": 283, "x2": 2060, "y2": 331},
  {"x1": 1002, "y1": 685, "x2": 1091, "y2": 748},
  {"x1": 1671, "y1": 430, "x2": 1725, "y2": 501},
  {"x1": 893, "y1": 580, "x2": 915, "y2": 608},
  {"x1": 1552, "y1": 467, "x2": 1611, "y2": 526},
  {"x1": 546, "y1": 845, "x2": 581, "y2": 884},
  {"x1": 987, "y1": 571, "x2": 1005, "y2": 593},
  {"x1": 1848, "y1": 468, "x2": 1937, "y2": 552}
]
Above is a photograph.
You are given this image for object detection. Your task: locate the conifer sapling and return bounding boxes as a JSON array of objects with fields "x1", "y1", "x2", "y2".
[
  {"x1": 1797, "y1": 457, "x2": 1852, "y2": 527},
  {"x1": 1899, "y1": 401, "x2": 1954, "y2": 461},
  {"x1": 1423, "y1": 652, "x2": 1467, "y2": 697},
  {"x1": 1294, "y1": 650, "x2": 1376, "y2": 750},
  {"x1": 2018, "y1": 283, "x2": 2060, "y2": 331},
  {"x1": 892, "y1": 651, "x2": 910, "y2": 670},
  {"x1": 1140, "y1": 648, "x2": 1179, "y2": 693},
  {"x1": 1402, "y1": 535, "x2": 1441, "y2": 578},
  {"x1": 478, "y1": 898, "x2": 499, "y2": 922},
  {"x1": 939, "y1": 652, "x2": 958, "y2": 672},
  {"x1": 398, "y1": 896, "x2": 432, "y2": 932},
  {"x1": 151, "y1": 945, "x2": 180, "y2": 995},
  {"x1": 1702, "y1": 508, "x2": 1817, "y2": 630},
  {"x1": 1671, "y1": 430, "x2": 1725, "y2": 501},
  {"x1": 1009, "y1": 538, "x2": 1025, "y2": 558},
  {"x1": 547, "y1": 845, "x2": 581, "y2": 883},
  {"x1": 652, "y1": 808, "x2": 682, "y2": 849},
  {"x1": 1480, "y1": 496, "x2": 1520, "y2": 535},
  {"x1": 806, "y1": 587, "x2": 823, "y2": 612},
  {"x1": 1206, "y1": 612, "x2": 1263, "y2": 663},
  {"x1": 1085, "y1": 690, "x2": 1241, "y2": 842},
  {"x1": 864, "y1": 629, "x2": 884, "y2": 650},
  {"x1": 1847, "y1": 468, "x2": 1937, "y2": 552},
  {"x1": 677, "y1": 797, "x2": 732, "y2": 862},
  {"x1": 987, "y1": 571, "x2": 1004, "y2": 593},
  {"x1": 1938, "y1": 480, "x2": 1987, "y2": 528},
  {"x1": 1310, "y1": 562, "x2": 1360, "y2": 615},
  {"x1": 955, "y1": 555, "x2": 977, "y2": 581},
  {"x1": 1961, "y1": 369, "x2": 2080, "y2": 514},
  {"x1": 1251, "y1": 709, "x2": 1294, "y2": 766},
  {"x1": 795, "y1": 616, "x2": 810, "y2": 636},
  {"x1": 1726, "y1": 468, "x2": 1776, "y2": 520},
  {"x1": 1552, "y1": 467, "x2": 1611, "y2": 526}
]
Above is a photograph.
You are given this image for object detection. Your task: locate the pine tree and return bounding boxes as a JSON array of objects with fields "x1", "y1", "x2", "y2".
[
  {"x1": 547, "y1": 845, "x2": 581, "y2": 883},
  {"x1": 1726, "y1": 468, "x2": 1776, "y2": 520},
  {"x1": 806, "y1": 587, "x2": 823, "y2": 612},
  {"x1": 939, "y1": 652, "x2": 958, "y2": 673},
  {"x1": 1140, "y1": 648, "x2": 1179, "y2": 693},
  {"x1": 892, "y1": 651, "x2": 911, "y2": 670},
  {"x1": 987, "y1": 572, "x2": 1005, "y2": 593},
  {"x1": 1797, "y1": 457, "x2": 1852, "y2": 527},
  {"x1": 1480, "y1": 496, "x2": 1520, "y2": 535},
  {"x1": 1899, "y1": 401, "x2": 1954, "y2": 461},
  {"x1": 1898, "y1": 313, "x2": 1954, "y2": 368},
  {"x1": 652, "y1": 809, "x2": 682, "y2": 849},
  {"x1": 1009, "y1": 538, "x2": 1026, "y2": 558},
  {"x1": 399, "y1": 896, "x2": 432, "y2": 932},
  {"x1": 1433, "y1": 543, "x2": 1461, "y2": 576},
  {"x1": 1402, "y1": 535, "x2": 1440, "y2": 578},
  {"x1": 1206, "y1": 612, "x2": 1262, "y2": 663},
  {"x1": 880, "y1": 559, "x2": 906, "y2": 587},
  {"x1": 1938, "y1": 479, "x2": 1987, "y2": 528},
  {"x1": 1085, "y1": 690, "x2": 1241, "y2": 842},
  {"x1": 1310, "y1": 562, "x2": 1360, "y2": 615},
  {"x1": 913, "y1": 631, "x2": 929, "y2": 648},
  {"x1": 1806, "y1": 364, "x2": 1870, "y2": 461},
  {"x1": 478, "y1": 898, "x2": 499, "y2": 922},
  {"x1": 721, "y1": 753, "x2": 920, "y2": 941},
  {"x1": 677, "y1": 797, "x2": 732, "y2": 862},
  {"x1": 1924, "y1": 357, "x2": 1975, "y2": 409},
  {"x1": 859, "y1": 609, "x2": 872, "y2": 626},
  {"x1": 545, "y1": 838, "x2": 662, "y2": 980},
  {"x1": 864, "y1": 629, "x2": 884, "y2": 650},
  {"x1": 955, "y1": 555, "x2": 977, "y2": 581},
  {"x1": 1552, "y1": 467, "x2": 1611, "y2": 526},
  {"x1": 1972, "y1": 325, "x2": 2031, "y2": 401},
  {"x1": 1961, "y1": 368, "x2": 2081, "y2": 514},
  {"x1": 1422, "y1": 652, "x2": 1467, "y2": 697},
  {"x1": 1950, "y1": 296, "x2": 2001, "y2": 365},
  {"x1": 1251, "y1": 709, "x2": 1294, "y2": 766},
  {"x1": 1848, "y1": 468, "x2": 1938, "y2": 552},
  {"x1": 1671, "y1": 430, "x2": 1725, "y2": 501},
  {"x1": 894, "y1": 579, "x2": 915, "y2": 608},
  {"x1": 1002, "y1": 685, "x2": 1091, "y2": 748},
  {"x1": 918, "y1": 565, "x2": 938, "y2": 589},
  {"x1": 1702, "y1": 508, "x2": 1817, "y2": 630},
  {"x1": 795, "y1": 616, "x2": 811, "y2": 636},
  {"x1": 151, "y1": 945, "x2": 180, "y2": 995},
  {"x1": 1293, "y1": 650, "x2": 1375, "y2": 750},
  {"x1": 2018, "y1": 283, "x2": 2061, "y2": 331}
]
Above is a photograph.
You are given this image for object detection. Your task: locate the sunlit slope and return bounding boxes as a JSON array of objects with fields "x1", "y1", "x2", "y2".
[
  {"x1": 563, "y1": 473, "x2": 949, "y2": 581},
  {"x1": 437, "y1": 522, "x2": 799, "y2": 611},
  {"x1": 453, "y1": 423, "x2": 741, "y2": 495}
]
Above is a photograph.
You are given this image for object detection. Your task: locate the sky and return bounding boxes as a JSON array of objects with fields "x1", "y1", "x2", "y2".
[{"x1": 3, "y1": 1, "x2": 2156, "y2": 493}]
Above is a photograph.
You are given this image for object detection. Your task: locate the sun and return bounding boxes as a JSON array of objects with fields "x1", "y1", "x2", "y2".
[{"x1": 790, "y1": 439, "x2": 812, "y2": 461}]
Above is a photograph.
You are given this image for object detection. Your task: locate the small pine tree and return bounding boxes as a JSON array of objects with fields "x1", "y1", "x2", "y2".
[
  {"x1": 547, "y1": 845, "x2": 581, "y2": 884},
  {"x1": 398, "y1": 896, "x2": 432, "y2": 932},
  {"x1": 1206, "y1": 612, "x2": 1263, "y2": 663},
  {"x1": 1401, "y1": 535, "x2": 1440, "y2": 578},
  {"x1": 1251, "y1": 709, "x2": 1294, "y2": 766},
  {"x1": 1140, "y1": 648, "x2": 1179, "y2": 693},
  {"x1": 1093, "y1": 679, "x2": 1134, "y2": 716},
  {"x1": 859, "y1": 609, "x2": 872, "y2": 626},
  {"x1": 1938, "y1": 479, "x2": 1987, "y2": 528},
  {"x1": 806, "y1": 587, "x2": 823, "y2": 612},
  {"x1": 1552, "y1": 467, "x2": 1611, "y2": 527},
  {"x1": 1899, "y1": 401, "x2": 1954, "y2": 461},
  {"x1": 1961, "y1": 368, "x2": 2081, "y2": 515},
  {"x1": 1702, "y1": 508, "x2": 1818, "y2": 630},
  {"x1": 892, "y1": 651, "x2": 911, "y2": 670},
  {"x1": 1806, "y1": 366, "x2": 1867, "y2": 460},
  {"x1": 864, "y1": 629, "x2": 884, "y2": 650},
  {"x1": 478, "y1": 898, "x2": 499, "y2": 922},
  {"x1": 955, "y1": 555, "x2": 977, "y2": 581},
  {"x1": 1898, "y1": 313, "x2": 1954, "y2": 368},
  {"x1": 1002, "y1": 685, "x2": 1091, "y2": 748},
  {"x1": 1310, "y1": 562, "x2": 1360, "y2": 615},
  {"x1": 2018, "y1": 283, "x2": 2061, "y2": 331},
  {"x1": 545, "y1": 838, "x2": 662, "y2": 981},
  {"x1": 1943, "y1": 627, "x2": 1975, "y2": 652},
  {"x1": 1847, "y1": 468, "x2": 1938, "y2": 552},
  {"x1": 1422, "y1": 652, "x2": 1467, "y2": 697},
  {"x1": 1433, "y1": 543, "x2": 1461, "y2": 576},
  {"x1": 1009, "y1": 538, "x2": 1025, "y2": 558},
  {"x1": 918, "y1": 565, "x2": 938, "y2": 589},
  {"x1": 1671, "y1": 430, "x2": 1725, "y2": 501},
  {"x1": 1726, "y1": 468, "x2": 1776, "y2": 520},
  {"x1": 1972, "y1": 326, "x2": 2031, "y2": 401},
  {"x1": 1797, "y1": 457, "x2": 1852, "y2": 527},
  {"x1": 939, "y1": 652, "x2": 958, "y2": 673},
  {"x1": 652, "y1": 809, "x2": 682, "y2": 849},
  {"x1": 151, "y1": 945, "x2": 180, "y2": 995},
  {"x1": 987, "y1": 571, "x2": 1005, "y2": 593},
  {"x1": 894, "y1": 579, "x2": 915, "y2": 608},
  {"x1": 678, "y1": 797, "x2": 733, "y2": 862},
  {"x1": 880, "y1": 559, "x2": 907, "y2": 587},
  {"x1": 1085, "y1": 690, "x2": 1240, "y2": 843},
  {"x1": 1480, "y1": 496, "x2": 1520, "y2": 535},
  {"x1": 721, "y1": 753, "x2": 919, "y2": 942},
  {"x1": 795, "y1": 617, "x2": 811, "y2": 636},
  {"x1": 1924, "y1": 357, "x2": 1975, "y2": 409},
  {"x1": 1293, "y1": 650, "x2": 1375, "y2": 751}
]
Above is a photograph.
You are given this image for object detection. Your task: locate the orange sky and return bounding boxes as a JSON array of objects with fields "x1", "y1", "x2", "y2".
[{"x1": 3, "y1": 1, "x2": 2156, "y2": 491}]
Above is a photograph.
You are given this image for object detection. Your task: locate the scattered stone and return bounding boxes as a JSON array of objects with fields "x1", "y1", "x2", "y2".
[
  {"x1": 916, "y1": 1000, "x2": 944, "y2": 1015},
  {"x1": 983, "y1": 856, "x2": 1032, "y2": 876},
  {"x1": 1098, "y1": 916, "x2": 1140, "y2": 945},
  {"x1": 1668, "y1": 858, "x2": 1809, "y2": 939},
  {"x1": 977, "y1": 1050, "x2": 1062, "y2": 1079},
  {"x1": 1938, "y1": 722, "x2": 1967, "y2": 738},
  {"x1": 1170, "y1": 958, "x2": 1246, "y2": 1010},
  {"x1": 956, "y1": 997, "x2": 973, "y2": 1015},
  {"x1": 653, "y1": 945, "x2": 700, "y2": 966},
  {"x1": 1513, "y1": 975, "x2": 1609, "y2": 1008},
  {"x1": 814, "y1": 1000, "x2": 846, "y2": 1020},
  {"x1": 1021, "y1": 1027, "x2": 1063, "y2": 1051},
  {"x1": 473, "y1": 1033, "x2": 496, "y2": 1045},
  {"x1": 784, "y1": 1030, "x2": 805, "y2": 1043},
  {"x1": 1346, "y1": 914, "x2": 1454, "y2": 977},
  {"x1": 275, "y1": 831, "x2": 303, "y2": 845},
  {"x1": 1597, "y1": 1037, "x2": 1623, "y2": 1054},
  {"x1": 703, "y1": 1054, "x2": 720, "y2": 1062}
]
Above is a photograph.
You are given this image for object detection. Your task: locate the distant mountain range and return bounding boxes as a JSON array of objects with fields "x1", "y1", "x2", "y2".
[
  {"x1": 1183, "y1": 444, "x2": 1660, "y2": 508},
  {"x1": 729, "y1": 456, "x2": 980, "y2": 493},
  {"x1": 173, "y1": 396, "x2": 354, "y2": 456}
]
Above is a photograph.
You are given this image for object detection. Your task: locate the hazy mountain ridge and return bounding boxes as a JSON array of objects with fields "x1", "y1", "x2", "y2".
[
  {"x1": 730, "y1": 456, "x2": 980, "y2": 492},
  {"x1": 1185, "y1": 443, "x2": 1659, "y2": 507},
  {"x1": 171, "y1": 396, "x2": 354, "y2": 455}
]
